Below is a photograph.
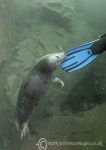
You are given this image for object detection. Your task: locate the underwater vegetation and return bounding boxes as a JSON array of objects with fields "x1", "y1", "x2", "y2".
[{"x1": 0, "y1": 0, "x2": 105, "y2": 149}]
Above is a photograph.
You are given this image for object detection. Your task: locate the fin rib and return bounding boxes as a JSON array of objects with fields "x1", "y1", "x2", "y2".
[{"x1": 65, "y1": 55, "x2": 92, "y2": 72}]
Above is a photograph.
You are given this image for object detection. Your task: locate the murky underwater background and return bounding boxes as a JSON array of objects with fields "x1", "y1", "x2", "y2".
[{"x1": 0, "y1": 0, "x2": 106, "y2": 149}]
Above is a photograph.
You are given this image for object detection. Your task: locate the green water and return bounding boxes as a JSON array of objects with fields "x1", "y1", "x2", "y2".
[{"x1": 0, "y1": 0, "x2": 106, "y2": 149}]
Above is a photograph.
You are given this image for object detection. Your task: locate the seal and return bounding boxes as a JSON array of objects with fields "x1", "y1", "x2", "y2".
[{"x1": 15, "y1": 52, "x2": 65, "y2": 139}]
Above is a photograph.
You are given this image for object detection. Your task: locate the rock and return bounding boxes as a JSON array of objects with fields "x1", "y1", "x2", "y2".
[
  {"x1": 38, "y1": 39, "x2": 46, "y2": 50},
  {"x1": 47, "y1": 1, "x2": 63, "y2": 9},
  {"x1": 7, "y1": 74, "x2": 17, "y2": 90},
  {"x1": 41, "y1": 2, "x2": 72, "y2": 31}
]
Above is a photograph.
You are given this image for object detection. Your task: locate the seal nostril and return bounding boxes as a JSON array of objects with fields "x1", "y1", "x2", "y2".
[{"x1": 56, "y1": 56, "x2": 59, "y2": 59}]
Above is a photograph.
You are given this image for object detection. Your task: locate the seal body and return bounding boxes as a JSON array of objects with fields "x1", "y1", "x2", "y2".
[{"x1": 15, "y1": 52, "x2": 64, "y2": 138}]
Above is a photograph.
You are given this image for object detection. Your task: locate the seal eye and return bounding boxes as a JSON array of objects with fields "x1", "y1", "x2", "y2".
[{"x1": 56, "y1": 56, "x2": 59, "y2": 59}]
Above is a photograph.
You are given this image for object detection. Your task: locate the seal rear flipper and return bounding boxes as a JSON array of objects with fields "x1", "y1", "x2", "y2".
[
  {"x1": 20, "y1": 122, "x2": 30, "y2": 140},
  {"x1": 15, "y1": 119, "x2": 20, "y2": 132}
]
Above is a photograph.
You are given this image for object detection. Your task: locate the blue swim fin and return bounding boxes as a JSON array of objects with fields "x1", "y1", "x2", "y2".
[{"x1": 61, "y1": 35, "x2": 106, "y2": 73}]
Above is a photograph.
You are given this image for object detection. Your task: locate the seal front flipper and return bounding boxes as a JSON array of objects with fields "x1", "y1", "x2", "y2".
[{"x1": 53, "y1": 77, "x2": 64, "y2": 89}]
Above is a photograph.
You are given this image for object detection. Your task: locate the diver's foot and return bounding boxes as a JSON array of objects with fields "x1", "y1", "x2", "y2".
[{"x1": 21, "y1": 122, "x2": 30, "y2": 140}]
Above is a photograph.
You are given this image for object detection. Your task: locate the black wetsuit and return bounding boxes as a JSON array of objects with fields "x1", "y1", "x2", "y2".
[{"x1": 91, "y1": 34, "x2": 106, "y2": 54}]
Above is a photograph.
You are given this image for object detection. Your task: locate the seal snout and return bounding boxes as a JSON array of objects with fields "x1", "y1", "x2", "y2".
[
  {"x1": 58, "y1": 52, "x2": 65, "y2": 60},
  {"x1": 54, "y1": 52, "x2": 65, "y2": 63},
  {"x1": 56, "y1": 52, "x2": 65, "y2": 64}
]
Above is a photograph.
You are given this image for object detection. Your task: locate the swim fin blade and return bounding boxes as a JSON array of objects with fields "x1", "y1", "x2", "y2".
[{"x1": 61, "y1": 40, "x2": 99, "y2": 72}]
